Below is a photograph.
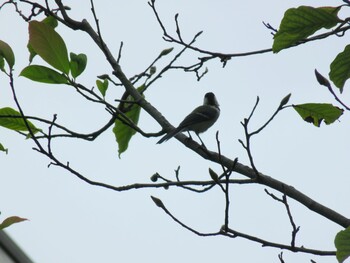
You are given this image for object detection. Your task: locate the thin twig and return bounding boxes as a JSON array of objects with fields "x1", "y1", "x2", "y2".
[
  {"x1": 117, "y1": 41, "x2": 123, "y2": 64},
  {"x1": 314, "y1": 69, "x2": 350, "y2": 111},
  {"x1": 47, "y1": 114, "x2": 57, "y2": 155},
  {"x1": 224, "y1": 227, "x2": 334, "y2": 256},
  {"x1": 151, "y1": 196, "x2": 220, "y2": 237},
  {"x1": 151, "y1": 196, "x2": 336, "y2": 256},
  {"x1": 265, "y1": 189, "x2": 300, "y2": 248},
  {"x1": 278, "y1": 252, "x2": 285, "y2": 263},
  {"x1": 216, "y1": 131, "x2": 231, "y2": 229}
]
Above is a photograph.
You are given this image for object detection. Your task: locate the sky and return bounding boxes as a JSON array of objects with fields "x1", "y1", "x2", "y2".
[{"x1": 1, "y1": 0, "x2": 349, "y2": 262}]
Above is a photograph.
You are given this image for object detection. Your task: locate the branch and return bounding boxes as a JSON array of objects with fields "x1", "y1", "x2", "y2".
[
  {"x1": 314, "y1": 69, "x2": 350, "y2": 111},
  {"x1": 224, "y1": 227, "x2": 335, "y2": 256},
  {"x1": 151, "y1": 195, "x2": 336, "y2": 256},
  {"x1": 238, "y1": 95, "x2": 289, "y2": 178},
  {"x1": 215, "y1": 132, "x2": 237, "y2": 230},
  {"x1": 0, "y1": 113, "x2": 116, "y2": 141},
  {"x1": 265, "y1": 189, "x2": 300, "y2": 248},
  {"x1": 149, "y1": 0, "x2": 350, "y2": 69},
  {"x1": 10, "y1": 0, "x2": 350, "y2": 229}
]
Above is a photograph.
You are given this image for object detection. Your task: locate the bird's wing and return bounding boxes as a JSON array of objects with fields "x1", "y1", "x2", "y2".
[
  {"x1": 157, "y1": 105, "x2": 219, "y2": 144},
  {"x1": 178, "y1": 105, "x2": 218, "y2": 130},
  {"x1": 156, "y1": 126, "x2": 183, "y2": 144}
]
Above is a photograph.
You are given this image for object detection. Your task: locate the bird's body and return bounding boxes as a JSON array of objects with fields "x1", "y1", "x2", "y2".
[{"x1": 157, "y1": 92, "x2": 220, "y2": 144}]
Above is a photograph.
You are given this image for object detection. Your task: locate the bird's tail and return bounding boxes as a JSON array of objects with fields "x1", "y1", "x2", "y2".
[{"x1": 157, "y1": 128, "x2": 181, "y2": 144}]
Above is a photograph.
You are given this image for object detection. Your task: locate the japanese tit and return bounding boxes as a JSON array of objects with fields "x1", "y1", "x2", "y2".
[{"x1": 157, "y1": 92, "x2": 220, "y2": 144}]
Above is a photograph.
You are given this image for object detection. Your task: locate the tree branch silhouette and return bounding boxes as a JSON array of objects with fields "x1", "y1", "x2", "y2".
[{"x1": 1, "y1": 1, "x2": 349, "y2": 260}]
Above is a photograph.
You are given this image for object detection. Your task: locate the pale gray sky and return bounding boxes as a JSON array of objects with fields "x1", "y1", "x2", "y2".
[{"x1": 1, "y1": 0, "x2": 349, "y2": 262}]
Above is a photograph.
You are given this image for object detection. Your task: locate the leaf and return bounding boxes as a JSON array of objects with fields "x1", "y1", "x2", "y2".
[
  {"x1": 329, "y1": 44, "x2": 350, "y2": 93},
  {"x1": 0, "y1": 40, "x2": 15, "y2": 69},
  {"x1": 96, "y1": 79, "x2": 108, "y2": 97},
  {"x1": 27, "y1": 17, "x2": 58, "y2": 63},
  {"x1": 42, "y1": 16, "x2": 58, "y2": 28},
  {"x1": 0, "y1": 107, "x2": 40, "y2": 133},
  {"x1": 96, "y1": 79, "x2": 109, "y2": 97},
  {"x1": 27, "y1": 42, "x2": 37, "y2": 64},
  {"x1": 293, "y1": 103, "x2": 343, "y2": 127},
  {"x1": 0, "y1": 143, "x2": 8, "y2": 154},
  {"x1": 0, "y1": 56, "x2": 4, "y2": 72},
  {"x1": 335, "y1": 227, "x2": 350, "y2": 263},
  {"x1": 20, "y1": 65, "x2": 68, "y2": 84},
  {"x1": 70, "y1": 52, "x2": 87, "y2": 78},
  {"x1": 114, "y1": 102, "x2": 142, "y2": 158},
  {"x1": 113, "y1": 86, "x2": 145, "y2": 158},
  {"x1": 273, "y1": 6, "x2": 341, "y2": 52},
  {"x1": 29, "y1": 21, "x2": 70, "y2": 74},
  {"x1": 0, "y1": 216, "x2": 28, "y2": 230}
]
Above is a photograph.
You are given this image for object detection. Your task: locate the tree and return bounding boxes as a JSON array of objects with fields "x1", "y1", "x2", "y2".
[{"x1": 0, "y1": 0, "x2": 349, "y2": 262}]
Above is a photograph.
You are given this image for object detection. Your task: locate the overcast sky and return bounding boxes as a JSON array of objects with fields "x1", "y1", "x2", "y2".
[{"x1": 1, "y1": 0, "x2": 349, "y2": 262}]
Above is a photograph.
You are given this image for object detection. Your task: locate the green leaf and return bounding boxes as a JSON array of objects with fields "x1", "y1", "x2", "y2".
[
  {"x1": 96, "y1": 79, "x2": 108, "y2": 97},
  {"x1": 29, "y1": 21, "x2": 70, "y2": 74},
  {"x1": 27, "y1": 42, "x2": 37, "y2": 64},
  {"x1": 335, "y1": 227, "x2": 350, "y2": 263},
  {"x1": 20, "y1": 65, "x2": 68, "y2": 84},
  {"x1": 42, "y1": 16, "x2": 58, "y2": 28},
  {"x1": 293, "y1": 103, "x2": 343, "y2": 127},
  {"x1": 0, "y1": 107, "x2": 40, "y2": 133},
  {"x1": 273, "y1": 6, "x2": 341, "y2": 52},
  {"x1": 0, "y1": 40, "x2": 15, "y2": 69},
  {"x1": 0, "y1": 143, "x2": 8, "y2": 154},
  {"x1": 70, "y1": 52, "x2": 87, "y2": 78},
  {"x1": 329, "y1": 44, "x2": 350, "y2": 93},
  {"x1": 0, "y1": 56, "x2": 4, "y2": 72},
  {"x1": 27, "y1": 17, "x2": 58, "y2": 63},
  {"x1": 0, "y1": 216, "x2": 28, "y2": 230},
  {"x1": 113, "y1": 86, "x2": 145, "y2": 158}
]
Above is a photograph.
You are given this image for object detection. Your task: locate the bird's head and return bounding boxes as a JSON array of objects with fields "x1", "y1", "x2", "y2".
[{"x1": 204, "y1": 92, "x2": 219, "y2": 108}]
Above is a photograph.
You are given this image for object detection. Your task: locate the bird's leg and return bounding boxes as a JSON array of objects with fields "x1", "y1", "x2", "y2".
[
  {"x1": 195, "y1": 133, "x2": 207, "y2": 149},
  {"x1": 187, "y1": 132, "x2": 207, "y2": 149},
  {"x1": 187, "y1": 131, "x2": 193, "y2": 140}
]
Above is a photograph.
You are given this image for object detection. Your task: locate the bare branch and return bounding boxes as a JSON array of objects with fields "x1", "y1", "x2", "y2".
[
  {"x1": 223, "y1": 227, "x2": 335, "y2": 256},
  {"x1": 278, "y1": 252, "x2": 285, "y2": 263},
  {"x1": 4, "y1": 0, "x2": 350, "y2": 232},
  {"x1": 265, "y1": 189, "x2": 300, "y2": 247},
  {"x1": 314, "y1": 69, "x2": 350, "y2": 111},
  {"x1": 151, "y1": 195, "x2": 220, "y2": 237},
  {"x1": 151, "y1": 196, "x2": 336, "y2": 256}
]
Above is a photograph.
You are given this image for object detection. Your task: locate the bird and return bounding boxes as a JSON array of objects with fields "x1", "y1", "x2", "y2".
[{"x1": 157, "y1": 92, "x2": 220, "y2": 145}]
